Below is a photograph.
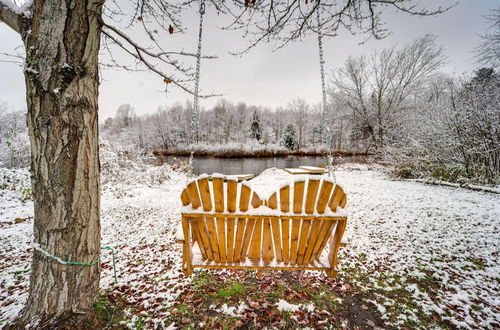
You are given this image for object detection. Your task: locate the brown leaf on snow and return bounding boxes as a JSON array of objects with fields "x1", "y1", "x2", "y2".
[{"x1": 247, "y1": 300, "x2": 260, "y2": 309}]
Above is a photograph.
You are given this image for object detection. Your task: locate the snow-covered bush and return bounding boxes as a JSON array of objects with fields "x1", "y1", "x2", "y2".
[
  {"x1": 282, "y1": 124, "x2": 297, "y2": 150},
  {"x1": 99, "y1": 141, "x2": 188, "y2": 198},
  {"x1": 389, "y1": 69, "x2": 500, "y2": 185},
  {"x1": 0, "y1": 105, "x2": 30, "y2": 168},
  {"x1": 250, "y1": 110, "x2": 262, "y2": 142}
]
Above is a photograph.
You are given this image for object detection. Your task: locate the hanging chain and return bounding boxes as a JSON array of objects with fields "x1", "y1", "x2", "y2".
[
  {"x1": 317, "y1": 8, "x2": 329, "y2": 147},
  {"x1": 191, "y1": 0, "x2": 205, "y2": 145},
  {"x1": 317, "y1": 7, "x2": 335, "y2": 182}
]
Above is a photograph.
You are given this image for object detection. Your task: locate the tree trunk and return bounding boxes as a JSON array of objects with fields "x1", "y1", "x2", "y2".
[{"x1": 18, "y1": 0, "x2": 104, "y2": 327}]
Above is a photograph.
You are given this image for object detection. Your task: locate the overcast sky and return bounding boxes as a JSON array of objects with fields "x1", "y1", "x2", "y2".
[{"x1": 0, "y1": 0, "x2": 497, "y2": 120}]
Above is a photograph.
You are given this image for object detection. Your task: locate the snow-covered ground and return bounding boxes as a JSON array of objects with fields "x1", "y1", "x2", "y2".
[
  {"x1": 0, "y1": 152, "x2": 499, "y2": 328},
  {"x1": 336, "y1": 164, "x2": 499, "y2": 328}
]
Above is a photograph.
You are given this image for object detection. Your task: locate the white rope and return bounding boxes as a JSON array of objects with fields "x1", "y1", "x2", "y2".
[
  {"x1": 317, "y1": 7, "x2": 336, "y2": 183},
  {"x1": 191, "y1": 0, "x2": 205, "y2": 145},
  {"x1": 316, "y1": 8, "x2": 329, "y2": 147}
]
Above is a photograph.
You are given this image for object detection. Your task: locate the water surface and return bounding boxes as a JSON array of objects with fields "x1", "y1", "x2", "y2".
[{"x1": 164, "y1": 155, "x2": 369, "y2": 176}]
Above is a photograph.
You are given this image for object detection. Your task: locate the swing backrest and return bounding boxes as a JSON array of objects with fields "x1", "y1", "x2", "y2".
[
  {"x1": 180, "y1": 176, "x2": 347, "y2": 266},
  {"x1": 258, "y1": 177, "x2": 347, "y2": 265},
  {"x1": 180, "y1": 175, "x2": 262, "y2": 212}
]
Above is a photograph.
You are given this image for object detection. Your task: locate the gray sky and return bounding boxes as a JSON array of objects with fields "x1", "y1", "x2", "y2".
[{"x1": 0, "y1": 0, "x2": 497, "y2": 120}]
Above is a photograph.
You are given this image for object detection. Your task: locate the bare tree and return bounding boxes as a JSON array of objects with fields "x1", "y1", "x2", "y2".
[
  {"x1": 475, "y1": 8, "x2": 500, "y2": 69},
  {"x1": 115, "y1": 104, "x2": 135, "y2": 129},
  {"x1": 330, "y1": 34, "x2": 446, "y2": 151},
  {"x1": 288, "y1": 98, "x2": 309, "y2": 151},
  {"x1": 235, "y1": 102, "x2": 249, "y2": 144}
]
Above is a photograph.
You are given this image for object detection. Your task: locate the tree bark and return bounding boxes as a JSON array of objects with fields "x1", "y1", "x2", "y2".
[{"x1": 17, "y1": 0, "x2": 104, "y2": 327}]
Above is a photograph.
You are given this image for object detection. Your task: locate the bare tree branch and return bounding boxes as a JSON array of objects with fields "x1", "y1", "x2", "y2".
[
  {"x1": 0, "y1": 0, "x2": 23, "y2": 34},
  {"x1": 220, "y1": 0, "x2": 457, "y2": 54},
  {"x1": 475, "y1": 8, "x2": 500, "y2": 69},
  {"x1": 102, "y1": 25, "x2": 220, "y2": 98}
]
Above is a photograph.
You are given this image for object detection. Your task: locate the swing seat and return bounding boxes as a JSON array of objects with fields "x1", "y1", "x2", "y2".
[{"x1": 177, "y1": 175, "x2": 348, "y2": 277}]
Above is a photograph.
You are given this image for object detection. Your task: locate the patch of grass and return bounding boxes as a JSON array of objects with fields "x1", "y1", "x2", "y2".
[
  {"x1": 270, "y1": 284, "x2": 287, "y2": 299},
  {"x1": 192, "y1": 270, "x2": 213, "y2": 289},
  {"x1": 92, "y1": 294, "x2": 128, "y2": 329},
  {"x1": 19, "y1": 184, "x2": 32, "y2": 201},
  {"x1": 216, "y1": 282, "x2": 246, "y2": 298},
  {"x1": 132, "y1": 316, "x2": 146, "y2": 330},
  {"x1": 470, "y1": 257, "x2": 486, "y2": 270},
  {"x1": 176, "y1": 303, "x2": 192, "y2": 315},
  {"x1": 471, "y1": 304, "x2": 482, "y2": 312}
]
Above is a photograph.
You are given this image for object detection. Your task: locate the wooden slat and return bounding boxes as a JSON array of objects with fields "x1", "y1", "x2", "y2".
[
  {"x1": 239, "y1": 185, "x2": 251, "y2": 212},
  {"x1": 226, "y1": 217, "x2": 235, "y2": 263},
  {"x1": 329, "y1": 185, "x2": 344, "y2": 212},
  {"x1": 293, "y1": 181, "x2": 305, "y2": 214},
  {"x1": 268, "y1": 192, "x2": 277, "y2": 209},
  {"x1": 310, "y1": 220, "x2": 333, "y2": 262},
  {"x1": 251, "y1": 192, "x2": 262, "y2": 208},
  {"x1": 197, "y1": 178, "x2": 212, "y2": 211},
  {"x1": 316, "y1": 180, "x2": 334, "y2": 214},
  {"x1": 296, "y1": 219, "x2": 312, "y2": 265},
  {"x1": 329, "y1": 219, "x2": 347, "y2": 276},
  {"x1": 194, "y1": 217, "x2": 213, "y2": 261},
  {"x1": 282, "y1": 219, "x2": 290, "y2": 263},
  {"x1": 240, "y1": 218, "x2": 255, "y2": 259},
  {"x1": 225, "y1": 174, "x2": 255, "y2": 181},
  {"x1": 186, "y1": 181, "x2": 201, "y2": 209},
  {"x1": 213, "y1": 178, "x2": 224, "y2": 212},
  {"x1": 270, "y1": 218, "x2": 283, "y2": 262},
  {"x1": 181, "y1": 189, "x2": 190, "y2": 206},
  {"x1": 233, "y1": 218, "x2": 247, "y2": 262},
  {"x1": 261, "y1": 219, "x2": 274, "y2": 262},
  {"x1": 290, "y1": 219, "x2": 301, "y2": 264},
  {"x1": 227, "y1": 180, "x2": 237, "y2": 212},
  {"x1": 339, "y1": 193, "x2": 347, "y2": 208},
  {"x1": 284, "y1": 168, "x2": 310, "y2": 174},
  {"x1": 225, "y1": 179, "x2": 236, "y2": 262},
  {"x1": 182, "y1": 216, "x2": 192, "y2": 275},
  {"x1": 280, "y1": 186, "x2": 290, "y2": 212},
  {"x1": 191, "y1": 218, "x2": 207, "y2": 260},
  {"x1": 302, "y1": 219, "x2": 322, "y2": 264},
  {"x1": 205, "y1": 216, "x2": 220, "y2": 262},
  {"x1": 305, "y1": 179, "x2": 320, "y2": 214},
  {"x1": 183, "y1": 213, "x2": 346, "y2": 221},
  {"x1": 217, "y1": 218, "x2": 227, "y2": 263},
  {"x1": 298, "y1": 166, "x2": 327, "y2": 174},
  {"x1": 316, "y1": 221, "x2": 336, "y2": 261},
  {"x1": 248, "y1": 218, "x2": 262, "y2": 259}
]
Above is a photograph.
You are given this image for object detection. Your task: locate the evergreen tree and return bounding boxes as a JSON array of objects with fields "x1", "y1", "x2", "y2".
[
  {"x1": 283, "y1": 124, "x2": 298, "y2": 150},
  {"x1": 250, "y1": 110, "x2": 262, "y2": 141}
]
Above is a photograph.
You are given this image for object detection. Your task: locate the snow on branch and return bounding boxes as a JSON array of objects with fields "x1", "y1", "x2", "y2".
[{"x1": 0, "y1": 0, "x2": 32, "y2": 33}]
